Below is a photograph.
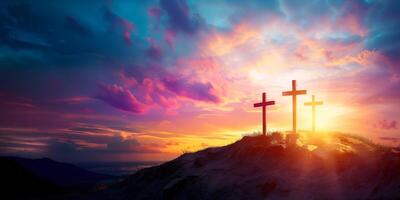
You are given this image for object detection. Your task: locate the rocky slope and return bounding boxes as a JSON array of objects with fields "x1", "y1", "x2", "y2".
[{"x1": 88, "y1": 133, "x2": 400, "y2": 200}]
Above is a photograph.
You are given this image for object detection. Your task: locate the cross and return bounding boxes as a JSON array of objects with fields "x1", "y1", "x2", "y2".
[
  {"x1": 282, "y1": 80, "x2": 307, "y2": 133},
  {"x1": 304, "y1": 95, "x2": 323, "y2": 133},
  {"x1": 253, "y1": 92, "x2": 275, "y2": 136}
]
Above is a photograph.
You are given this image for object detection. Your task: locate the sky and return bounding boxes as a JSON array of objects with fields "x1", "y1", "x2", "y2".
[{"x1": 0, "y1": 0, "x2": 399, "y2": 162}]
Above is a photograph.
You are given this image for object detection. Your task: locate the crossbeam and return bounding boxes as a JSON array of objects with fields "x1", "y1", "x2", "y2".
[
  {"x1": 282, "y1": 80, "x2": 307, "y2": 133},
  {"x1": 253, "y1": 92, "x2": 275, "y2": 136}
]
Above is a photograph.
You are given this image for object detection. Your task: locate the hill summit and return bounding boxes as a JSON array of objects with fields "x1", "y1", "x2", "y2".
[{"x1": 90, "y1": 133, "x2": 400, "y2": 200}]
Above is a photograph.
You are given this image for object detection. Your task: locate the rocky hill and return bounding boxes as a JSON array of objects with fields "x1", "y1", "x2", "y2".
[{"x1": 86, "y1": 133, "x2": 400, "y2": 200}]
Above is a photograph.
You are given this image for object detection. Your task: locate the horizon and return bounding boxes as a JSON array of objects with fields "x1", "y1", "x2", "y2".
[
  {"x1": 0, "y1": 0, "x2": 400, "y2": 163},
  {"x1": 2, "y1": 130, "x2": 395, "y2": 176}
]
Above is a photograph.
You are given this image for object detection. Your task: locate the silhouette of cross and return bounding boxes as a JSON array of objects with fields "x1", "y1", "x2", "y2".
[
  {"x1": 253, "y1": 92, "x2": 275, "y2": 136},
  {"x1": 304, "y1": 95, "x2": 323, "y2": 133},
  {"x1": 282, "y1": 80, "x2": 307, "y2": 133}
]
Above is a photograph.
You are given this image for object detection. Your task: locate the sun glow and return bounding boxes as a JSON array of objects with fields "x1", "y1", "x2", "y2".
[
  {"x1": 249, "y1": 69, "x2": 267, "y2": 84},
  {"x1": 298, "y1": 102, "x2": 355, "y2": 132}
]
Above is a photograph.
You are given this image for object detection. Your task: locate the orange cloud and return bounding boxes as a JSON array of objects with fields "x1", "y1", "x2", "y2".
[{"x1": 201, "y1": 22, "x2": 262, "y2": 56}]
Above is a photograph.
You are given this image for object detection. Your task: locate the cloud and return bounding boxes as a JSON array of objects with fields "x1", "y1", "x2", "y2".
[
  {"x1": 107, "y1": 134, "x2": 160, "y2": 154},
  {"x1": 364, "y1": 0, "x2": 400, "y2": 64},
  {"x1": 164, "y1": 29, "x2": 176, "y2": 48},
  {"x1": 65, "y1": 16, "x2": 92, "y2": 37},
  {"x1": 379, "y1": 137, "x2": 400, "y2": 143},
  {"x1": 117, "y1": 66, "x2": 222, "y2": 110},
  {"x1": 0, "y1": 128, "x2": 163, "y2": 162},
  {"x1": 107, "y1": 135, "x2": 140, "y2": 153},
  {"x1": 148, "y1": 7, "x2": 161, "y2": 19},
  {"x1": 371, "y1": 87, "x2": 400, "y2": 104},
  {"x1": 160, "y1": 0, "x2": 203, "y2": 34},
  {"x1": 46, "y1": 133, "x2": 161, "y2": 161},
  {"x1": 69, "y1": 126, "x2": 110, "y2": 134},
  {"x1": 0, "y1": 93, "x2": 36, "y2": 109},
  {"x1": 103, "y1": 6, "x2": 135, "y2": 44},
  {"x1": 96, "y1": 84, "x2": 146, "y2": 113},
  {"x1": 146, "y1": 38, "x2": 163, "y2": 60},
  {"x1": 375, "y1": 120, "x2": 397, "y2": 130},
  {"x1": 0, "y1": 3, "x2": 49, "y2": 50},
  {"x1": 52, "y1": 96, "x2": 92, "y2": 104},
  {"x1": 162, "y1": 76, "x2": 220, "y2": 103}
]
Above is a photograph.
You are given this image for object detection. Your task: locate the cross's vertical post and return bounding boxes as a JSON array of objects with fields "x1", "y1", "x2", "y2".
[
  {"x1": 262, "y1": 92, "x2": 266, "y2": 135},
  {"x1": 292, "y1": 80, "x2": 297, "y2": 133},
  {"x1": 282, "y1": 80, "x2": 307, "y2": 134},
  {"x1": 254, "y1": 92, "x2": 275, "y2": 136}
]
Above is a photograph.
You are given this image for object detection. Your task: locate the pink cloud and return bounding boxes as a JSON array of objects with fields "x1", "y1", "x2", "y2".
[
  {"x1": 338, "y1": 14, "x2": 368, "y2": 37},
  {"x1": 116, "y1": 72, "x2": 180, "y2": 111},
  {"x1": 118, "y1": 71, "x2": 139, "y2": 88},
  {"x1": 120, "y1": 19, "x2": 135, "y2": 44},
  {"x1": 115, "y1": 66, "x2": 222, "y2": 113},
  {"x1": 0, "y1": 93, "x2": 36, "y2": 109},
  {"x1": 164, "y1": 29, "x2": 176, "y2": 48},
  {"x1": 53, "y1": 96, "x2": 91, "y2": 104},
  {"x1": 375, "y1": 120, "x2": 397, "y2": 130},
  {"x1": 162, "y1": 75, "x2": 221, "y2": 103},
  {"x1": 104, "y1": 7, "x2": 135, "y2": 45}
]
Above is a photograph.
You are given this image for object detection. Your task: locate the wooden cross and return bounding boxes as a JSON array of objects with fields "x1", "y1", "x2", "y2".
[
  {"x1": 282, "y1": 80, "x2": 307, "y2": 133},
  {"x1": 304, "y1": 95, "x2": 323, "y2": 133},
  {"x1": 253, "y1": 92, "x2": 275, "y2": 136}
]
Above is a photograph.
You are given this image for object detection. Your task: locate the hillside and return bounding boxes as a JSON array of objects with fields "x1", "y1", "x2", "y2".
[
  {"x1": 0, "y1": 157, "x2": 62, "y2": 199},
  {"x1": 86, "y1": 133, "x2": 400, "y2": 200},
  {"x1": 8, "y1": 157, "x2": 115, "y2": 188},
  {"x1": 0, "y1": 157, "x2": 116, "y2": 199}
]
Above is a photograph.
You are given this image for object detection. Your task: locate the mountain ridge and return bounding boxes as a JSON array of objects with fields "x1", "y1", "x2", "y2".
[
  {"x1": 0, "y1": 156, "x2": 117, "y2": 199},
  {"x1": 5, "y1": 156, "x2": 116, "y2": 187}
]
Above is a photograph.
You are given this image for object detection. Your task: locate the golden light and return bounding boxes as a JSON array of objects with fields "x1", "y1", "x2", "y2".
[
  {"x1": 301, "y1": 104, "x2": 354, "y2": 131},
  {"x1": 249, "y1": 69, "x2": 267, "y2": 84}
]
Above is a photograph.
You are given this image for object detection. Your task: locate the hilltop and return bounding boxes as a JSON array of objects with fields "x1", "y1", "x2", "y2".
[{"x1": 85, "y1": 133, "x2": 400, "y2": 200}]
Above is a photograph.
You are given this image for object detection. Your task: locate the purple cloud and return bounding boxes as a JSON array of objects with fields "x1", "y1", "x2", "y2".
[
  {"x1": 376, "y1": 120, "x2": 397, "y2": 130},
  {"x1": 148, "y1": 7, "x2": 161, "y2": 19},
  {"x1": 160, "y1": 0, "x2": 203, "y2": 34},
  {"x1": 146, "y1": 38, "x2": 163, "y2": 60},
  {"x1": 162, "y1": 76, "x2": 220, "y2": 103},
  {"x1": 103, "y1": 6, "x2": 135, "y2": 44},
  {"x1": 96, "y1": 84, "x2": 146, "y2": 113},
  {"x1": 164, "y1": 29, "x2": 176, "y2": 48}
]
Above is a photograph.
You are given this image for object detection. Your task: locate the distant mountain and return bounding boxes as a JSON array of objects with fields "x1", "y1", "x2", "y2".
[
  {"x1": 0, "y1": 156, "x2": 62, "y2": 199},
  {"x1": 0, "y1": 156, "x2": 116, "y2": 199},
  {"x1": 9, "y1": 157, "x2": 115, "y2": 187},
  {"x1": 77, "y1": 161, "x2": 162, "y2": 176},
  {"x1": 88, "y1": 133, "x2": 400, "y2": 200}
]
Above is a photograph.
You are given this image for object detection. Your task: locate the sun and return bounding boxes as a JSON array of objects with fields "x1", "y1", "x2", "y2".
[{"x1": 311, "y1": 104, "x2": 353, "y2": 131}]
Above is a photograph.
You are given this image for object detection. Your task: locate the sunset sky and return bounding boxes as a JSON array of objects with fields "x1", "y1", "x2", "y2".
[{"x1": 0, "y1": 0, "x2": 399, "y2": 162}]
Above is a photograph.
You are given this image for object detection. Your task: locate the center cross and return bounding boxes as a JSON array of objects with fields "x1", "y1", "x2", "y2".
[{"x1": 282, "y1": 80, "x2": 307, "y2": 133}]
